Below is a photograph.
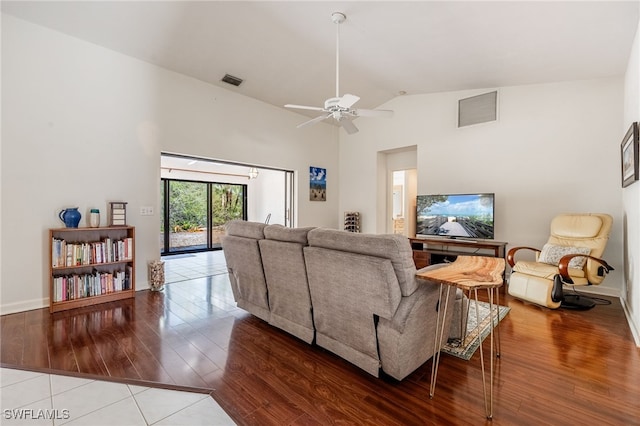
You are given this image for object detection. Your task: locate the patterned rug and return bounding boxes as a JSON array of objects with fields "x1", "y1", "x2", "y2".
[{"x1": 442, "y1": 300, "x2": 510, "y2": 361}]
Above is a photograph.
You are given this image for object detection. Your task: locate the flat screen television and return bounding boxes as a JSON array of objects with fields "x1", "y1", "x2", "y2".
[{"x1": 416, "y1": 193, "x2": 495, "y2": 239}]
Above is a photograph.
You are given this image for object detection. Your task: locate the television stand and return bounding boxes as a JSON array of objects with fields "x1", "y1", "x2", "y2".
[{"x1": 409, "y1": 237, "x2": 507, "y2": 269}]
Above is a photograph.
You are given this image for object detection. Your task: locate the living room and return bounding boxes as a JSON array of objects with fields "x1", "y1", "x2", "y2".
[
  {"x1": 1, "y1": 1, "x2": 640, "y2": 423},
  {"x1": 2, "y1": 0, "x2": 639, "y2": 338}
]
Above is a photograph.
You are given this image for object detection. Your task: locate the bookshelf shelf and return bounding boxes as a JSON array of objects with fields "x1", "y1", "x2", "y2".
[
  {"x1": 52, "y1": 260, "x2": 131, "y2": 271},
  {"x1": 49, "y1": 226, "x2": 135, "y2": 313}
]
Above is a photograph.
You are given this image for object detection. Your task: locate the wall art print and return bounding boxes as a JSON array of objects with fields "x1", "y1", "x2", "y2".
[
  {"x1": 309, "y1": 166, "x2": 326, "y2": 201},
  {"x1": 621, "y1": 122, "x2": 639, "y2": 188}
]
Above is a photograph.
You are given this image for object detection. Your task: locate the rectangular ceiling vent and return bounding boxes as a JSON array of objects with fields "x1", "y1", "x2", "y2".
[
  {"x1": 221, "y1": 74, "x2": 243, "y2": 87},
  {"x1": 458, "y1": 91, "x2": 497, "y2": 127}
]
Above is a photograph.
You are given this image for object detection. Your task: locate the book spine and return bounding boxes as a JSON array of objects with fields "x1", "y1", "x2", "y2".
[
  {"x1": 66, "y1": 245, "x2": 73, "y2": 267},
  {"x1": 126, "y1": 237, "x2": 133, "y2": 260}
]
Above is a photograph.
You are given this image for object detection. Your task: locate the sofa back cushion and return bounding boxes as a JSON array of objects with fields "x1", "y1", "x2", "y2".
[
  {"x1": 307, "y1": 228, "x2": 418, "y2": 296},
  {"x1": 220, "y1": 220, "x2": 269, "y2": 321},
  {"x1": 259, "y1": 224, "x2": 316, "y2": 343},
  {"x1": 264, "y1": 224, "x2": 315, "y2": 244},
  {"x1": 225, "y1": 219, "x2": 267, "y2": 239},
  {"x1": 304, "y1": 244, "x2": 403, "y2": 375}
]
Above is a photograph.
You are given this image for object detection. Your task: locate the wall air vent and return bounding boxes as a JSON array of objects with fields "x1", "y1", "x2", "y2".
[
  {"x1": 221, "y1": 74, "x2": 243, "y2": 87},
  {"x1": 458, "y1": 91, "x2": 497, "y2": 127}
]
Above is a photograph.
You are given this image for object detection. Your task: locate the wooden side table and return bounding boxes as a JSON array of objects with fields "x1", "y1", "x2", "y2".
[{"x1": 416, "y1": 255, "x2": 505, "y2": 419}]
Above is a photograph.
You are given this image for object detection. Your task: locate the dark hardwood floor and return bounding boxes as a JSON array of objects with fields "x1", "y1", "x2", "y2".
[{"x1": 2, "y1": 273, "x2": 639, "y2": 425}]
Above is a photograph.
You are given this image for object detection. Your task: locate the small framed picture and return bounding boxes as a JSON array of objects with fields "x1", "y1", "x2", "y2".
[
  {"x1": 109, "y1": 201, "x2": 128, "y2": 226},
  {"x1": 621, "y1": 122, "x2": 639, "y2": 188},
  {"x1": 309, "y1": 167, "x2": 326, "y2": 201}
]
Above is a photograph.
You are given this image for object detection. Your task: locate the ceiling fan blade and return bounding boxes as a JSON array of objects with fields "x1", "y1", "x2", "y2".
[
  {"x1": 338, "y1": 94, "x2": 360, "y2": 109},
  {"x1": 297, "y1": 113, "x2": 332, "y2": 129},
  {"x1": 285, "y1": 104, "x2": 325, "y2": 112},
  {"x1": 340, "y1": 119, "x2": 359, "y2": 135},
  {"x1": 354, "y1": 108, "x2": 394, "y2": 118}
]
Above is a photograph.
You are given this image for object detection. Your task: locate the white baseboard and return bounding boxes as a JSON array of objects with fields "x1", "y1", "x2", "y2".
[
  {"x1": 565, "y1": 285, "x2": 619, "y2": 298},
  {"x1": 621, "y1": 298, "x2": 640, "y2": 347},
  {"x1": 0, "y1": 298, "x2": 48, "y2": 315},
  {"x1": 567, "y1": 285, "x2": 640, "y2": 347},
  {"x1": 0, "y1": 287, "x2": 148, "y2": 315}
]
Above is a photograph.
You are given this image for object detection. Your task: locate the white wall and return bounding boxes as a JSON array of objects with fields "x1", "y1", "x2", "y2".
[
  {"x1": 622, "y1": 18, "x2": 640, "y2": 344},
  {"x1": 246, "y1": 169, "x2": 287, "y2": 225},
  {"x1": 340, "y1": 78, "x2": 624, "y2": 297},
  {"x1": 0, "y1": 15, "x2": 339, "y2": 313}
]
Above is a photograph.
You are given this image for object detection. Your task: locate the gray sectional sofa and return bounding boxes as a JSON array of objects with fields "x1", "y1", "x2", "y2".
[{"x1": 221, "y1": 220, "x2": 464, "y2": 381}]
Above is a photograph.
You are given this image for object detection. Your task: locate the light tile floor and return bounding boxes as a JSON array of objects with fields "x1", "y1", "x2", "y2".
[
  {"x1": 0, "y1": 367, "x2": 235, "y2": 425},
  {"x1": 1, "y1": 252, "x2": 236, "y2": 425},
  {"x1": 162, "y1": 251, "x2": 228, "y2": 284}
]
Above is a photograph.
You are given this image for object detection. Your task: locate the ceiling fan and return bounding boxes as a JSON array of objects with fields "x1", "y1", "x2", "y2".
[{"x1": 284, "y1": 12, "x2": 394, "y2": 135}]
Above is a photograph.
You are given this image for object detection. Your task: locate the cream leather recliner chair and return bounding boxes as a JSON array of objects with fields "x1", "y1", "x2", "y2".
[{"x1": 507, "y1": 213, "x2": 614, "y2": 310}]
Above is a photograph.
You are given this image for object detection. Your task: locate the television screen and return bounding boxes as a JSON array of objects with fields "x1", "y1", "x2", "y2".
[{"x1": 416, "y1": 193, "x2": 495, "y2": 239}]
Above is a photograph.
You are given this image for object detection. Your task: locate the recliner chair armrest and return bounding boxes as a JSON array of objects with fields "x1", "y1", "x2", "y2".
[
  {"x1": 557, "y1": 254, "x2": 614, "y2": 284},
  {"x1": 507, "y1": 246, "x2": 541, "y2": 267}
]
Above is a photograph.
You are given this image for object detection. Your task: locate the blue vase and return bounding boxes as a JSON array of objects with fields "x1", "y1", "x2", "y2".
[{"x1": 59, "y1": 207, "x2": 81, "y2": 228}]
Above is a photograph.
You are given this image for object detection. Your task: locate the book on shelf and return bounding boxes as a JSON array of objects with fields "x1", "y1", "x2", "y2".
[
  {"x1": 51, "y1": 236, "x2": 133, "y2": 268},
  {"x1": 51, "y1": 269, "x2": 131, "y2": 302}
]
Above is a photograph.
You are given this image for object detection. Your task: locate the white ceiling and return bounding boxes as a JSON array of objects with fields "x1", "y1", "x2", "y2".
[{"x1": 2, "y1": 1, "x2": 639, "y2": 118}]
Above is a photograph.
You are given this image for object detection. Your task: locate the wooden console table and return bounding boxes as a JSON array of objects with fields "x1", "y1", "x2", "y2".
[
  {"x1": 416, "y1": 255, "x2": 505, "y2": 419},
  {"x1": 410, "y1": 237, "x2": 507, "y2": 269}
]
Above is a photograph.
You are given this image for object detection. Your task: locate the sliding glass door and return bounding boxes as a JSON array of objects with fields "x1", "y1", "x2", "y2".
[
  {"x1": 211, "y1": 184, "x2": 246, "y2": 249},
  {"x1": 161, "y1": 179, "x2": 247, "y2": 254}
]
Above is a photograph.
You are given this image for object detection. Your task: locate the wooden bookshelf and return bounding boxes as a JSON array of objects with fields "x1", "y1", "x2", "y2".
[{"x1": 49, "y1": 226, "x2": 135, "y2": 313}]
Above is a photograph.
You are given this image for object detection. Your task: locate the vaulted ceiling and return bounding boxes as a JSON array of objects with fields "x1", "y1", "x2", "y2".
[{"x1": 2, "y1": 1, "x2": 639, "y2": 117}]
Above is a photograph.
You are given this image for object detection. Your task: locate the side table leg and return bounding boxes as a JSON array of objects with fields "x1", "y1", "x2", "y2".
[
  {"x1": 474, "y1": 288, "x2": 497, "y2": 419},
  {"x1": 429, "y1": 284, "x2": 452, "y2": 398},
  {"x1": 488, "y1": 288, "x2": 496, "y2": 419},
  {"x1": 493, "y1": 287, "x2": 501, "y2": 358}
]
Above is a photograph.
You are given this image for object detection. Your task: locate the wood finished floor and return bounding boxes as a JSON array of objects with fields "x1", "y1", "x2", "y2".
[{"x1": 2, "y1": 273, "x2": 639, "y2": 425}]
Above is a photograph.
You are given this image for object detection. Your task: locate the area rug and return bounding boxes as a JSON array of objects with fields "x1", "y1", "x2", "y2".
[{"x1": 442, "y1": 301, "x2": 510, "y2": 361}]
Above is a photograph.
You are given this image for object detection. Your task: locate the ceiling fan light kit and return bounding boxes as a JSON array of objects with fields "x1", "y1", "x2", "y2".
[{"x1": 284, "y1": 12, "x2": 393, "y2": 135}]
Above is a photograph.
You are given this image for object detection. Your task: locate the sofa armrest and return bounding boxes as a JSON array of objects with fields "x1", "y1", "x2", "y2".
[
  {"x1": 377, "y1": 279, "x2": 462, "y2": 381},
  {"x1": 385, "y1": 284, "x2": 440, "y2": 333},
  {"x1": 384, "y1": 279, "x2": 463, "y2": 334}
]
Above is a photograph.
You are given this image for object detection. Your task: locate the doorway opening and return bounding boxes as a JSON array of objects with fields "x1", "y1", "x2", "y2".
[
  {"x1": 160, "y1": 153, "x2": 294, "y2": 256},
  {"x1": 390, "y1": 169, "x2": 417, "y2": 237},
  {"x1": 380, "y1": 146, "x2": 417, "y2": 236}
]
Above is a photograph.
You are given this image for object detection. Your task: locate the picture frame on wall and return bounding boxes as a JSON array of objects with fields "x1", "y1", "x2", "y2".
[
  {"x1": 309, "y1": 166, "x2": 327, "y2": 201},
  {"x1": 621, "y1": 122, "x2": 639, "y2": 188},
  {"x1": 108, "y1": 201, "x2": 128, "y2": 226}
]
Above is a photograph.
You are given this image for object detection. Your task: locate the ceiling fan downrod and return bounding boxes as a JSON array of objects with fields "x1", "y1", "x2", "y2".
[{"x1": 332, "y1": 12, "x2": 346, "y2": 98}]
